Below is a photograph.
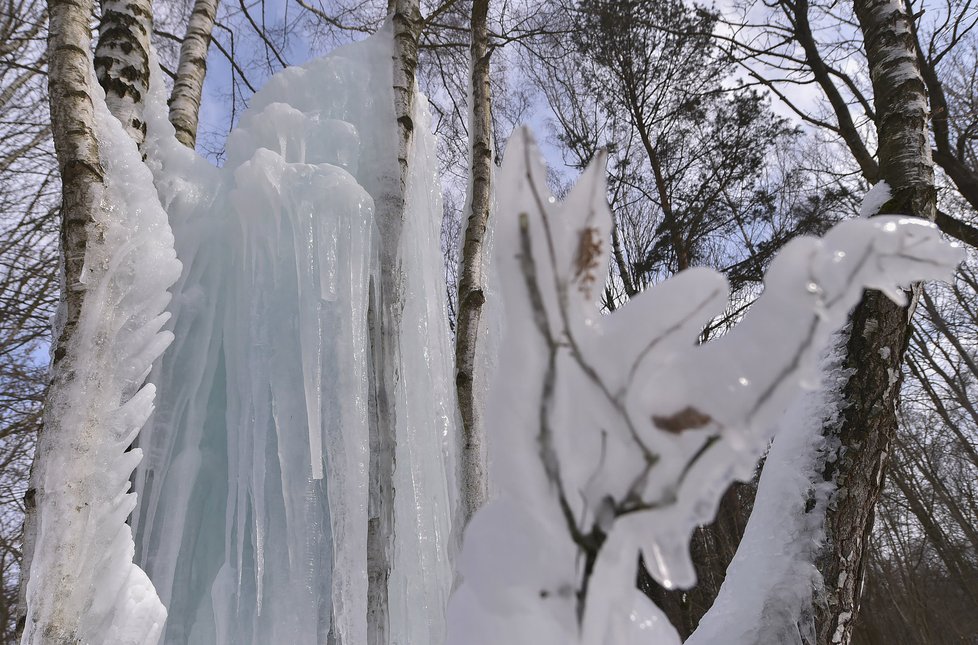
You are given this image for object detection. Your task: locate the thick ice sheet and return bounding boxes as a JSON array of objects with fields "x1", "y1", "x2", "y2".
[{"x1": 132, "y1": 33, "x2": 457, "y2": 645}]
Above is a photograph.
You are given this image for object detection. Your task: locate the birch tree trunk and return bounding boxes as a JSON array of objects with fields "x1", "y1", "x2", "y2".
[
  {"x1": 453, "y1": 0, "x2": 492, "y2": 529},
  {"x1": 168, "y1": 0, "x2": 218, "y2": 148},
  {"x1": 16, "y1": 0, "x2": 105, "y2": 637},
  {"x1": 366, "y1": 2, "x2": 422, "y2": 643},
  {"x1": 816, "y1": 0, "x2": 936, "y2": 642},
  {"x1": 93, "y1": 0, "x2": 153, "y2": 146}
]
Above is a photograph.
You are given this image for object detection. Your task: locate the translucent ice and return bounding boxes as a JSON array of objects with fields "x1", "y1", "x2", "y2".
[{"x1": 131, "y1": 32, "x2": 457, "y2": 645}]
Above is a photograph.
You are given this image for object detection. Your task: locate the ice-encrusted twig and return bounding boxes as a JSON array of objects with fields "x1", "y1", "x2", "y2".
[{"x1": 446, "y1": 128, "x2": 963, "y2": 645}]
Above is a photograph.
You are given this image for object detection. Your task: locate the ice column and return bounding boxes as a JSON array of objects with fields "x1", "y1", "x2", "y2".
[{"x1": 132, "y1": 32, "x2": 457, "y2": 645}]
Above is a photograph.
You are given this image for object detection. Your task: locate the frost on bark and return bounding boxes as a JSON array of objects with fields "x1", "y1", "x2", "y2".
[
  {"x1": 454, "y1": 0, "x2": 492, "y2": 529},
  {"x1": 16, "y1": 0, "x2": 105, "y2": 635},
  {"x1": 815, "y1": 0, "x2": 936, "y2": 642},
  {"x1": 366, "y1": 2, "x2": 423, "y2": 644},
  {"x1": 168, "y1": 0, "x2": 218, "y2": 148}
]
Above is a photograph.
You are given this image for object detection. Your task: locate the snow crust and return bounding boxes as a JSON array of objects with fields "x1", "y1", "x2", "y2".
[
  {"x1": 22, "y1": 67, "x2": 179, "y2": 644},
  {"x1": 447, "y1": 129, "x2": 964, "y2": 645},
  {"x1": 131, "y1": 33, "x2": 457, "y2": 644},
  {"x1": 859, "y1": 180, "x2": 891, "y2": 217}
]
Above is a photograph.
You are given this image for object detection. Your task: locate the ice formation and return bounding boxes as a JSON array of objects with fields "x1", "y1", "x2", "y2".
[
  {"x1": 684, "y1": 351, "x2": 841, "y2": 645},
  {"x1": 24, "y1": 24, "x2": 962, "y2": 645},
  {"x1": 21, "y1": 71, "x2": 179, "y2": 643},
  {"x1": 130, "y1": 31, "x2": 457, "y2": 644},
  {"x1": 446, "y1": 129, "x2": 964, "y2": 645}
]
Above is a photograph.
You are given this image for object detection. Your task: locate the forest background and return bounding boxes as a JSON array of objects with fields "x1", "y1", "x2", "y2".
[{"x1": 1, "y1": 0, "x2": 977, "y2": 642}]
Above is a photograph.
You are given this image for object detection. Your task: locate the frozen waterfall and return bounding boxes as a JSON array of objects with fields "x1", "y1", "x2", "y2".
[{"x1": 132, "y1": 30, "x2": 457, "y2": 645}]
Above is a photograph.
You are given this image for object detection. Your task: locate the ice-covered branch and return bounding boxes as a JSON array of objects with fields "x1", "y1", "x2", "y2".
[{"x1": 447, "y1": 128, "x2": 964, "y2": 645}]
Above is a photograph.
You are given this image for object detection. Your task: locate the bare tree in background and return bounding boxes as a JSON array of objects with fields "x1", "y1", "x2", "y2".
[
  {"x1": 526, "y1": 0, "x2": 828, "y2": 308},
  {"x1": 0, "y1": 0, "x2": 58, "y2": 638},
  {"x1": 854, "y1": 264, "x2": 978, "y2": 643}
]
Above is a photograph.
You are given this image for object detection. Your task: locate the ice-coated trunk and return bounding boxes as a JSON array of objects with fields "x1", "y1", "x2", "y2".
[
  {"x1": 816, "y1": 0, "x2": 936, "y2": 642},
  {"x1": 16, "y1": 0, "x2": 105, "y2": 635},
  {"x1": 16, "y1": 1, "x2": 180, "y2": 642},
  {"x1": 125, "y1": 30, "x2": 456, "y2": 645},
  {"x1": 168, "y1": 0, "x2": 218, "y2": 148},
  {"x1": 454, "y1": 0, "x2": 492, "y2": 529},
  {"x1": 94, "y1": 0, "x2": 153, "y2": 146},
  {"x1": 367, "y1": 2, "x2": 422, "y2": 644}
]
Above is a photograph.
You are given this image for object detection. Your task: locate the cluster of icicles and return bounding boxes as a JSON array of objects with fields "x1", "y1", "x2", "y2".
[{"x1": 20, "y1": 21, "x2": 966, "y2": 645}]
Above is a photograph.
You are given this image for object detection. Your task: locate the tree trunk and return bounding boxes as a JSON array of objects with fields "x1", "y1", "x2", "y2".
[
  {"x1": 784, "y1": 0, "x2": 978, "y2": 250},
  {"x1": 16, "y1": 0, "x2": 105, "y2": 637},
  {"x1": 366, "y1": 2, "x2": 422, "y2": 644},
  {"x1": 93, "y1": 0, "x2": 153, "y2": 146},
  {"x1": 816, "y1": 0, "x2": 936, "y2": 642},
  {"x1": 168, "y1": 0, "x2": 218, "y2": 149},
  {"x1": 453, "y1": 0, "x2": 492, "y2": 529}
]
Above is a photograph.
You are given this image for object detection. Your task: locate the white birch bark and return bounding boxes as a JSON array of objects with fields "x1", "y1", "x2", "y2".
[
  {"x1": 366, "y1": 2, "x2": 422, "y2": 644},
  {"x1": 453, "y1": 0, "x2": 493, "y2": 529},
  {"x1": 168, "y1": 0, "x2": 218, "y2": 148},
  {"x1": 17, "y1": 0, "x2": 178, "y2": 642},
  {"x1": 16, "y1": 0, "x2": 105, "y2": 635}
]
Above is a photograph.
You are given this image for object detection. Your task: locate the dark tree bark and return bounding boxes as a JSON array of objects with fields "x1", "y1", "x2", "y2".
[{"x1": 816, "y1": 0, "x2": 936, "y2": 642}]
